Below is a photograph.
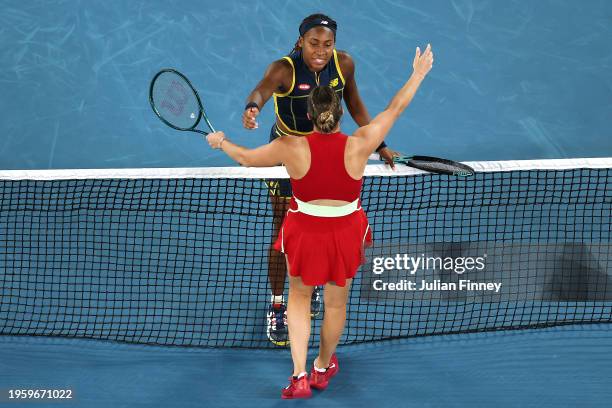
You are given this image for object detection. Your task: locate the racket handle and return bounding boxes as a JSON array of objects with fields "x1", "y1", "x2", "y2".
[{"x1": 204, "y1": 117, "x2": 216, "y2": 133}]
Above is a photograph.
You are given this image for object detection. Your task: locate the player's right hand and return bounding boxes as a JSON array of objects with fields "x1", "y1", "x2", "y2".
[{"x1": 242, "y1": 107, "x2": 259, "y2": 129}]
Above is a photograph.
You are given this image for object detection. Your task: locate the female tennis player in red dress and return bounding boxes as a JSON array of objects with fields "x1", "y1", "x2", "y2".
[
  {"x1": 207, "y1": 44, "x2": 433, "y2": 399},
  {"x1": 240, "y1": 14, "x2": 401, "y2": 346}
]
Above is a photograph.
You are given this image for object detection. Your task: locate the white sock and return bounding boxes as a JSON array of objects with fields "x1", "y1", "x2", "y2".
[
  {"x1": 313, "y1": 358, "x2": 327, "y2": 373},
  {"x1": 271, "y1": 294, "x2": 284, "y2": 305},
  {"x1": 295, "y1": 371, "x2": 307, "y2": 379}
]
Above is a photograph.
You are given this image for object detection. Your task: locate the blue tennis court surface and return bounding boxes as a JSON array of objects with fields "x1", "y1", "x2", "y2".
[
  {"x1": 2, "y1": 327, "x2": 611, "y2": 407},
  {"x1": 1, "y1": 0, "x2": 610, "y2": 169},
  {"x1": 1, "y1": 1, "x2": 611, "y2": 407}
]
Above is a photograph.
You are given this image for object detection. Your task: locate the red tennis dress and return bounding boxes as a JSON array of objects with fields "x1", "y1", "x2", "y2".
[{"x1": 272, "y1": 131, "x2": 373, "y2": 286}]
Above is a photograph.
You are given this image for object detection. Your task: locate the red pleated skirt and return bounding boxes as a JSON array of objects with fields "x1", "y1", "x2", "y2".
[{"x1": 273, "y1": 203, "x2": 373, "y2": 287}]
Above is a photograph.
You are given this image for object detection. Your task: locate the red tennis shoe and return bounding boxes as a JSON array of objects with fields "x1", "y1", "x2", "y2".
[
  {"x1": 281, "y1": 374, "x2": 312, "y2": 399},
  {"x1": 309, "y1": 353, "x2": 339, "y2": 390}
]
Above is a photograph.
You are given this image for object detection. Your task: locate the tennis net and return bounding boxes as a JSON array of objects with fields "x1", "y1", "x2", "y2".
[{"x1": 0, "y1": 158, "x2": 611, "y2": 348}]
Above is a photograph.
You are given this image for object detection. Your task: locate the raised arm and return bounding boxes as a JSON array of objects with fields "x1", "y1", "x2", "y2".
[
  {"x1": 352, "y1": 44, "x2": 434, "y2": 158},
  {"x1": 242, "y1": 59, "x2": 293, "y2": 130},
  {"x1": 340, "y1": 50, "x2": 400, "y2": 167}
]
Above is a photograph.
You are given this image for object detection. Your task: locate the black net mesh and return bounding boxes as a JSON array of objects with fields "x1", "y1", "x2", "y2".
[{"x1": 0, "y1": 163, "x2": 610, "y2": 348}]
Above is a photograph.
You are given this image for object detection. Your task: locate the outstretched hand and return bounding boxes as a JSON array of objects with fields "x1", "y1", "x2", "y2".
[
  {"x1": 378, "y1": 147, "x2": 401, "y2": 169},
  {"x1": 242, "y1": 107, "x2": 259, "y2": 129},
  {"x1": 413, "y1": 44, "x2": 434, "y2": 78}
]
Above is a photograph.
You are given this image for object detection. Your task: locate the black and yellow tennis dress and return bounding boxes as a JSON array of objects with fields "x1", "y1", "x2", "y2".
[{"x1": 267, "y1": 49, "x2": 345, "y2": 197}]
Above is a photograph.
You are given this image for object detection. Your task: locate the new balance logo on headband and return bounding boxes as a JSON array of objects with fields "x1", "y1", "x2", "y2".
[{"x1": 298, "y1": 16, "x2": 337, "y2": 36}]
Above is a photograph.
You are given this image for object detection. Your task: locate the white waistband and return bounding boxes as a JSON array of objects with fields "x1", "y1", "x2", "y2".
[{"x1": 291, "y1": 197, "x2": 361, "y2": 217}]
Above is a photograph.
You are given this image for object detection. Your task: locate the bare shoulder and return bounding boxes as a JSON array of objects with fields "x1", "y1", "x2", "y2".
[
  {"x1": 347, "y1": 128, "x2": 367, "y2": 149},
  {"x1": 336, "y1": 50, "x2": 355, "y2": 74},
  {"x1": 277, "y1": 134, "x2": 307, "y2": 150},
  {"x1": 267, "y1": 58, "x2": 294, "y2": 77},
  {"x1": 345, "y1": 131, "x2": 370, "y2": 179},
  {"x1": 348, "y1": 124, "x2": 380, "y2": 156},
  {"x1": 270, "y1": 134, "x2": 307, "y2": 156},
  {"x1": 275, "y1": 57, "x2": 294, "y2": 70},
  {"x1": 276, "y1": 135, "x2": 310, "y2": 174},
  {"x1": 262, "y1": 58, "x2": 295, "y2": 93}
]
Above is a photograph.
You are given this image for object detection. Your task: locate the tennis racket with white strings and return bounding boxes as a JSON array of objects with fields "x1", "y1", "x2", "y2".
[{"x1": 149, "y1": 68, "x2": 215, "y2": 135}]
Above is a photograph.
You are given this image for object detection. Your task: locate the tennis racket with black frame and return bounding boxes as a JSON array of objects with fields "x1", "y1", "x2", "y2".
[
  {"x1": 149, "y1": 68, "x2": 215, "y2": 135},
  {"x1": 371, "y1": 154, "x2": 474, "y2": 177},
  {"x1": 395, "y1": 155, "x2": 474, "y2": 177}
]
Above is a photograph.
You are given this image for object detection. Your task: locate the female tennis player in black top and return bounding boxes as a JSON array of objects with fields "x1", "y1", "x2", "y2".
[{"x1": 241, "y1": 14, "x2": 400, "y2": 346}]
